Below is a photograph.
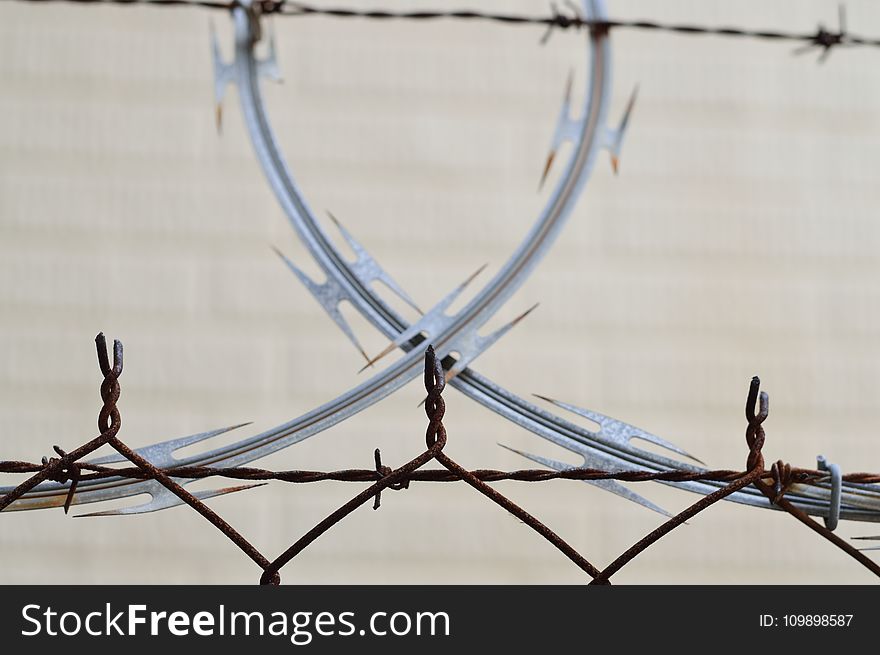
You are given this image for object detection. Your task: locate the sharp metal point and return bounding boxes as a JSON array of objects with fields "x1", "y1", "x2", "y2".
[
  {"x1": 358, "y1": 340, "x2": 405, "y2": 372},
  {"x1": 608, "y1": 83, "x2": 638, "y2": 175},
  {"x1": 510, "y1": 302, "x2": 539, "y2": 327},
  {"x1": 258, "y1": 20, "x2": 283, "y2": 83},
  {"x1": 85, "y1": 422, "x2": 254, "y2": 468},
  {"x1": 538, "y1": 151, "x2": 556, "y2": 191},
  {"x1": 75, "y1": 483, "x2": 267, "y2": 518},
  {"x1": 532, "y1": 393, "x2": 704, "y2": 465},
  {"x1": 424, "y1": 301, "x2": 538, "y2": 393},
  {"x1": 497, "y1": 443, "x2": 673, "y2": 517},
  {"x1": 539, "y1": 70, "x2": 575, "y2": 191},
  {"x1": 360, "y1": 264, "x2": 488, "y2": 371},
  {"x1": 210, "y1": 18, "x2": 234, "y2": 136},
  {"x1": 273, "y1": 245, "x2": 371, "y2": 365},
  {"x1": 358, "y1": 344, "x2": 394, "y2": 373},
  {"x1": 498, "y1": 443, "x2": 553, "y2": 463},
  {"x1": 532, "y1": 392, "x2": 561, "y2": 406},
  {"x1": 462, "y1": 263, "x2": 489, "y2": 288},
  {"x1": 326, "y1": 210, "x2": 423, "y2": 315},
  {"x1": 223, "y1": 421, "x2": 254, "y2": 432},
  {"x1": 620, "y1": 84, "x2": 639, "y2": 133}
]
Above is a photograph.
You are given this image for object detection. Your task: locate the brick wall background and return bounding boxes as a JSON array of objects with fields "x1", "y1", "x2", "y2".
[{"x1": 2, "y1": 0, "x2": 879, "y2": 583}]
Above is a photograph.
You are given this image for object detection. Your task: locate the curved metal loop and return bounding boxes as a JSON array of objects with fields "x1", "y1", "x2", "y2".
[
  {"x1": 0, "y1": 0, "x2": 617, "y2": 513},
  {"x1": 95, "y1": 332, "x2": 123, "y2": 379},
  {"x1": 5, "y1": 0, "x2": 880, "y2": 529},
  {"x1": 817, "y1": 455, "x2": 842, "y2": 531}
]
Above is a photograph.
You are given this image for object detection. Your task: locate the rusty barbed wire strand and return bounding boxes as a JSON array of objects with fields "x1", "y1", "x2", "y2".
[
  {"x1": 2, "y1": 0, "x2": 879, "y2": 58},
  {"x1": 2, "y1": 336, "x2": 879, "y2": 583},
  {"x1": 0, "y1": 461, "x2": 823, "y2": 485},
  {"x1": 7, "y1": 458, "x2": 873, "y2": 487}
]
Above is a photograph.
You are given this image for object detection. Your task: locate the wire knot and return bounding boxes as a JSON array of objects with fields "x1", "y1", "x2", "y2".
[
  {"x1": 769, "y1": 459, "x2": 792, "y2": 504},
  {"x1": 372, "y1": 448, "x2": 409, "y2": 510},
  {"x1": 41, "y1": 446, "x2": 80, "y2": 514},
  {"x1": 794, "y1": 4, "x2": 848, "y2": 63},
  {"x1": 540, "y1": 1, "x2": 587, "y2": 45}
]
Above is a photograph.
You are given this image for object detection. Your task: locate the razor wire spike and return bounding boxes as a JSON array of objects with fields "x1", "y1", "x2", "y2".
[
  {"x1": 441, "y1": 303, "x2": 539, "y2": 384},
  {"x1": 327, "y1": 212, "x2": 422, "y2": 314},
  {"x1": 498, "y1": 444, "x2": 672, "y2": 517},
  {"x1": 257, "y1": 19, "x2": 283, "y2": 83},
  {"x1": 853, "y1": 534, "x2": 880, "y2": 551},
  {"x1": 273, "y1": 246, "x2": 371, "y2": 363},
  {"x1": 533, "y1": 394, "x2": 704, "y2": 464},
  {"x1": 211, "y1": 19, "x2": 236, "y2": 133},
  {"x1": 603, "y1": 83, "x2": 638, "y2": 175},
  {"x1": 359, "y1": 264, "x2": 488, "y2": 371},
  {"x1": 76, "y1": 481, "x2": 266, "y2": 517},
  {"x1": 415, "y1": 304, "x2": 539, "y2": 406},
  {"x1": 86, "y1": 423, "x2": 252, "y2": 469},
  {"x1": 539, "y1": 70, "x2": 581, "y2": 189}
]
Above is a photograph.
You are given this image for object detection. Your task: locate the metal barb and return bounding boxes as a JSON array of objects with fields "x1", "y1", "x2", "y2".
[
  {"x1": 273, "y1": 245, "x2": 371, "y2": 363},
  {"x1": 359, "y1": 264, "x2": 488, "y2": 371},
  {"x1": 539, "y1": 70, "x2": 576, "y2": 190},
  {"x1": 326, "y1": 211, "x2": 422, "y2": 315},
  {"x1": 793, "y1": 4, "x2": 848, "y2": 63},
  {"x1": 606, "y1": 84, "x2": 638, "y2": 175}
]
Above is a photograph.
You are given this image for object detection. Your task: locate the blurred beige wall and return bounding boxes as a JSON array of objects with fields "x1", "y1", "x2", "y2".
[{"x1": 1, "y1": 0, "x2": 880, "y2": 584}]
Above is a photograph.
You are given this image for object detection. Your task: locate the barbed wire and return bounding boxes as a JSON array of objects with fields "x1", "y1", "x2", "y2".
[
  {"x1": 8, "y1": 456, "x2": 880, "y2": 487},
  {"x1": 1, "y1": 334, "x2": 879, "y2": 584},
  {"x1": 3, "y1": 0, "x2": 879, "y2": 59}
]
